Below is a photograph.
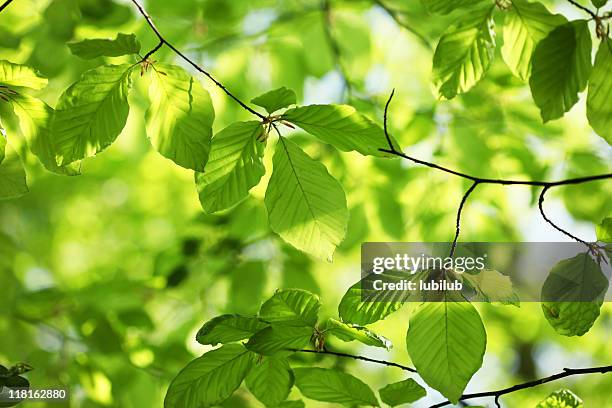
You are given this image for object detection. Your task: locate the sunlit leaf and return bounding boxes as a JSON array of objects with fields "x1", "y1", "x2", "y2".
[
  {"x1": 146, "y1": 63, "x2": 215, "y2": 171},
  {"x1": 596, "y1": 218, "x2": 612, "y2": 242},
  {"x1": 68, "y1": 33, "x2": 141, "y2": 59},
  {"x1": 195, "y1": 121, "x2": 265, "y2": 213},
  {"x1": 422, "y1": 0, "x2": 485, "y2": 14},
  {"x1": 251, "y1": 87, "x2": 296, "y2": 114},
  {"x1": 245, "y1": 357, "x2": 294, "y2": 406},
  {"x1": 378, "y1": 378, "x2": 426, "y2": 407},
  {"x1": 536, "y1": 389, "x2": 583, "y2": 408},
  {"x1": 265, "y1": 137, "x2": 348, "y2": 260},
  {"x1": 245, "y1": 325, "x2": 313, "y2": 356},
  {"x1": 259, "y1": 289, "x2": 321, "y2": 327},
  {"x1": 196, "y1": 314, "x2": 268, "y2": 346},
  {"x1": 0, "y1": 61, "x2": 47, "y2": 90},
  {"x1": 587, "y1": 38, "x2": 612, "y2": 144},
  {"x1": 462, "y1": 269, "x2": 520, "y2": 305},
  {"x1": 52, "y1": 64, "x2": 132, "y2": 165},
  {"x1": 293, "y1": 367, "x2": 379, "y2": 407},
  {"x1": 325, "y1": 318, "x2": 392, "y2": 349}
]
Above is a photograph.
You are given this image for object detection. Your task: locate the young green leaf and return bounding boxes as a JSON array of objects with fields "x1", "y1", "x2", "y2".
[
  {"x1": 251, "y1": 87, "x2": 296, "y2": 114},
  {"x1": 245, "y1": 325, "x2": 313, "y2": 356},
  {"x1": 586, "y1": 38, "x2": 612, "y2": 144},
  {"x1": 0, "y1": 61, "x2": 47, "y2": 90},
  {"x1": 10, "y1": 94, "x2": 80, "y2": 175},
  {"x1": 536, "y1": 389, "x2": 583, "y2": 408},
  {"x1": 541, "y1": 253, "x2": 608, "y2": 336},
  {"x1": 462, "y1": 269, "x2": 519, "y2": 305},
  {"x1": 591, "y1": 0, "x2": 607, "y2": 7},
  {"x1": 406, "y1": 300, "x2": 486, "y2": 403},
  {"x1": 596, "y1": 218, "x2": 611, "y2": 242},
  {"x1": 325, "y1": 318, "x2": 392, "y2": 349},
  {"x1": 245, "y1": 357, "x2": 294, "y2": 406},
  {"x1": 195, "y1": 121, "x2": 265, "y2": 213},
  {"x1": 196, "y1": 314, "x2": 268, "y2": 346},
  {"x1": 259, "y1": 289, "x2": 321, "y2": 327},
  {"x1": 422, "y1": 0, "x2": 485, "y2": 14},
  {"x1": 265, "y1": 137, "x2": 348, "y2": 260},
  {"x1": 164, "y1": 344, "x2": 255, "y2": 408},
  {"x1": 293, "y1": 367, "x2": 379, "y2": 407},
  {"x1": 52, "y1": 64, "x2": 132, "y2": 165},
  {"x1": 502, "y1": 0, "x2": 566, "y2": 81},
  {"x1": 68, "y1": 33, "x2": 141, "y2": 59},
  {"x1": 282, "y1": 105, "x2": 393, "y2": 157},
  {"x1": 432, "y1": 4, "x2": 496, "y2": 99},
  {"x1": 146, "y1": 64, "x2": 215, "y2": 171},
  {"x1": 0, "y1": 140, "x2": 28, "y2": 200},
  {"x1": 529, "y1": 21, "x2": 592, "y2": 122},
  {"x1": 378, "y1": 378, "x2": 426, "y2": 407}
]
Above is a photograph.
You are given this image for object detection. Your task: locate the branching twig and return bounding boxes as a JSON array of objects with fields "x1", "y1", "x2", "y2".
[
  {"x1": 428, "y1": 365, "x2": 612, "y2": 407},
  {"x1": 380, "y1": 91, "x2": 612, "y2": 250},
  {"x1": 292, "y1": 348, "x2": 417, "y2": 373}
]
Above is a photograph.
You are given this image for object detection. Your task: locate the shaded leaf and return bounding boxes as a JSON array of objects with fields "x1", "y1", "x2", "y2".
[
  {"x1": 245, "y1": 325, "x2": 313, "y2": 356},
  {"x1": 259, "y1": 289, "x2": 321, "y2": 327},
  {"x1": 293, "y1": 367, "x2": 379, "y2": 407},
  {"x1": 251, "y1": 87, "x2": 296, "y2": 114},
  {"x1": 68, "y1": 33, "x2": 141, "y2": 59},
  {"x1": 0, "y1": 140, "x2": 28, "y2": 200},
  {"x1": 146, "y1": 64, "x2": 215, "y2": 171},
  {"x1": 378, "y1": 378, "x2": 426, "y2": 407},
  {"x1": 245, "y1": 357, "x2": 294, "y2": 406},
  {"x1": 195, "y1": 121, "x2": 265, "y2": 213},
  {"x1": 196, "y1": 314, "x2": 268, "y2": 346},
  {"x1": 265, "y1": 137, "x2": 348, "y2": 260},
  {"x1": 422, "y1": 0, "x2": 485, "y2": 14},
  {"x1": 586, "y1": 38, "x2": 612, "y2": 144}
]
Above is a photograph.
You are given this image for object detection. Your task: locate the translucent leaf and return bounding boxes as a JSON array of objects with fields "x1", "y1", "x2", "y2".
[
  {"x1": 406, "y1": 300, "x2": 486, "y2": 403},
  {"x1": 586, "y1": 38, "x2": 612, "y2": 144},
  {"x1": 422, "y1": 0, "x2": 485, "y2": 14},
  {"x1": 196, "y1": 314, "x2": 268, "y2": 346},
  {"x1": 251, "y1": 87, "x2": 296, "y2": 114},
  {"x1": 282, "y1": 105, "x2": 394, "y2": 157},
  {"x1": 325, "y1": 318, "x2": 392, "y2": 349},
  {"x1": 432, "y1": 4, "x2": 496, "y2": 99},
  {"x1": 195, "y1": 121, "x2": 265, "y2": 213},
  {"x1": 68, "y1": 33, "x2": 141, "y2": 59},
  {"x1": 0, "y1": 60, "x2": 47, "y2": 90},
  {"x1": 259, "y1": 289, "x2": 321, "y2": 327},
  {"x1": 164, "y1": 344, "x2": 255, "y2": 408},
  {"x1": 0, "y1": 140, "x2": 28, "y2": 200},
  {"x1": 502, "y1": 0, "x2": 566, "y2": 81},
  {"x1": 245, "y1": 357, "x2": 294, "y2": 406},
  {"x1": 265, "y1": 137, "x2": 348, "y2": 260},
  {"x1": 293, "y1": 367, "x2": 379, "y2": 407},
  {"x1": 52, "y1": 64, "x2": 132, "y2": 165},
  {"x1": 146, "y1": 64, "x2": 215, "y2": 171},
  {"x1": 245, "y1": 325, "x2": 313, "y2": 356},
  {"x1": 462, "y1": 269, "x2": 520, "y2": 305},
  {"x1": 378, "y1": 378, "x2": 426, "y2": 407},
  {"x1": 529, "y1": 21, "x2": 592, "y2": 122},
  {"x1": 596, "y1": 218, "x2": 611, "y2": 242},
  {"x1": 536, "y1": 389, "x2": 583, "y2": 408}
]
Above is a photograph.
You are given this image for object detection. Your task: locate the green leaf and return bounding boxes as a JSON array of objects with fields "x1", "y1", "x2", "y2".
[
  {"x1": 406, "y1": 300, "x2": 486, "y2": 403},
  {"x1": 282, "y1": 105, "x2": 393, "y2": 157},
  {"x1": 52, "y1": 64, "x2": 132, "y2": 165},
  {"x1": 587, "y1": 38, "x2": 612, "y2": 144},
  {"x1": 277, "y1": 401, "x2": 305, "y2": 408},
  {"x1": 245, "y1": 357, "x2": 294, "y2": 406},
  {"x1": 325, "y1": 318, "x2": 392, "y2": 349},
  {"x1": 195, "y1": 121, "x2": 265, "y2": 213},
  {"x1": 293, "y1": 367, "x2": 379, "y2": 407},
  {"x1": 164, "y1": 344, "x2": 255, "y2": 408},
  {"x1": 378, "y1": 378, "x2": 426, "y2": 407},
  {"x1": 259, "y1": 289, "x2": 321, "y2": 327},
  {"x1": 146, "y1": 64, "x2": 215, "y2": 171},
  {"x1": 541, "y1": 253, "x2": 608, "y2": 336},
  {"x1": 462, "y1": 269, "x2": 519, "y2": 305},
  {"x1": 265, "y1": 137, "x2": 348, "y2": 260},
  {"x1": 251, "y1": 87, "x2": 297, "y2": 114},
  {"x1": 529, "y1": 20, "x2": 592, "y2": 122},
  {"x1": 0, "y1": 140, "x2": 28, "y2": 200},
  {"x1": 596, "y1": 217, "x2": 612, "y2": 242},
  {"x1": 0, "y1": 134, "x2": 4, "y2": 165},
  {"x1": 0, "y1": 60, "x2": 47, "y2": 90},
  {"x1": 196, "y1": 314, "x2": 268, "y2": 346},
  {"x1": 10, "y1": 94, "x2": 80, "y2": 175},
  {"x1": 591, "y1": 0, "x2": 607, "y2": 7},
  {"x1": 502, "y1": 0, "x2": 566, "y2": 81},
  {"x1": 422, "y1": 0, "x2": 485, "y2": 14},
  {"x1": 432, "y1": 5, "x2": 496, "y2": 99},
  {"x1": 536, "y1": 389, "x2": 583, "y2": 408},
  {"x1": 245, "y1": 325, "x2": 313, "y2": 356},
  {"x1": 68, "y1": 33, "x2": 141, "y2": 59}
]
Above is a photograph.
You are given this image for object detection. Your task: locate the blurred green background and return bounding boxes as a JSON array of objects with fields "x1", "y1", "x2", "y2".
[{"x1": 0, "y1": 0, "x2": 610, "y2": 406}]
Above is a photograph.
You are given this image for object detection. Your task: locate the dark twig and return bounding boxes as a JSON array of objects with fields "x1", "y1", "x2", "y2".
[
  {"x1": 566, "y1": 0, "x2": 597, "y2": 19},
  {"x1": 373, "y1": 0, "x2": 432, "y2": 50},
  {"x1": 450, "y1": 181, "x2": 479, "y2": 257},
  {"x1": 0, "y1": 0, "x2": 14, "y2": 13},
  {"x1": 128, "y1": 0, "x2": 265, "y2": 120},
  {"x1": 538, "y1": 186, "x2": 590, "y2": 246},
  {"x1": 293, "y1": 348, "x2": 417, "y2": 373},
  {"x1": 428, "y1": 365, "x2": 612, "y2": 407},
  {"x1": 380, "y1": 91, "x2": 612, "y2": 250}
]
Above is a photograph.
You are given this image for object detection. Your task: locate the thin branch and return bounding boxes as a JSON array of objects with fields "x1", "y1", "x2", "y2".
[
  {"x1": 373, "y1": 0, "x2": 432, "y2": 50},
  {"x1": 128, "y1": 0, "x2": 266, "y2": 120},
  {"x1": 538, "y1": 186, "x2": 590, "y2": 246},
  {"x1": 293, "y1": 348, "x2": 417, "y2": 373},
  {"x1": 566, "y1": 0, "x2": 597, "y2": 19},
  {"x1": 383, "y1": 88, "x2": 396, "y2": 150},
  {"x1": 0, "y1": 0, "x2": 14, "y2": 13},
  {"x1": 450, "y1": 181, "x2": 479, "y2": 257},
  {"x1": 429, "y1": 365, "x2": 612, "y2": 407}
]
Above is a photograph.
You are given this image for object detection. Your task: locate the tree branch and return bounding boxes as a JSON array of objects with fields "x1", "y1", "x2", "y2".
[
  {"x1": 0, "y1": 0, "x2": 14, "y2": 13},
  {"x1": 566, "y1": 0, "x2": 597, "y2": 19},
  {"x1": 292, "y1": 348, "x2": 417, "y2": 373},
  {"x1": 380, "y1": 91, "x2": 612, "y2": 250},
  {"x1": 429, "y1": 365, "x2": 612, "y2": 407},
  {"x1": 128, "y1": 0, "x2": 266, "y2": 120}
]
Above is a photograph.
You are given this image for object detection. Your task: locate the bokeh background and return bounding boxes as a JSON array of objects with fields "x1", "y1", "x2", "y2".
[{"x1": 0, "y1": 0, "x2": 610, "y2": 406}]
